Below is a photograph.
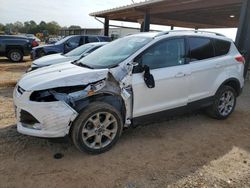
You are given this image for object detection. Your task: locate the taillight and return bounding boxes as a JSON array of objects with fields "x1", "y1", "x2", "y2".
[
  {"x1": 235, "y1": 55, "x2": 245, "y2": 64},
  {"x1": 32, "y1": 40, "x2": 38, "y2": 47}
]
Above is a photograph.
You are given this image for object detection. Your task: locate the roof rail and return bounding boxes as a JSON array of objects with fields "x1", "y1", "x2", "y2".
[{"x1": 155, "y1": 30, "x2": 226, "y2": 37}]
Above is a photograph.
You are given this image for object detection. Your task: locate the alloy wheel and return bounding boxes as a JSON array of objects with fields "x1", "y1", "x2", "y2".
[{"x1": 81, "y1": 112, "x2": 118, "y2": 149}]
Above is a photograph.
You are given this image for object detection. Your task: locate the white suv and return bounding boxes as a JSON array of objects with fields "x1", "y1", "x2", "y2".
[{"x1": 13, "y1": 31, "x2": 245, "y2": 154}]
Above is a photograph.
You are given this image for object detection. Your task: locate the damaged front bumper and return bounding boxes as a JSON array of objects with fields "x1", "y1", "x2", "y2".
[{"x1": 13, "y1": 86, "x2": 78, "y2": 138}]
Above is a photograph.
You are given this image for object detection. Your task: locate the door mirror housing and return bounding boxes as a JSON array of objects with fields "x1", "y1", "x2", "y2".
[
  {"x1": 143, "y1": 65, "x2": 155, "y2": 88},
  {"x1": 132, "y1": 63, "x2": 144, "y2": 73}
]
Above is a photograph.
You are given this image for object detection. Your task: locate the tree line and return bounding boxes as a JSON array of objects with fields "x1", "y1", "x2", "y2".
[{"x1": 0, "y1": 21, "x2": 82, "y2": 35}]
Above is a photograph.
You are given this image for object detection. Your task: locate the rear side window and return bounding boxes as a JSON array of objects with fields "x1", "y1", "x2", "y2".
[
  {"x1": 214, "y1": 39, "x2": 231, "y2": 56},
  {"x1": 188, "y1": 37, "x2": 214, "y2": 61},
  {"x1": 87, "y1": 36, "x2": 99, "y2": 43},
  {"x1": 99, "y1": 36, "x2": 111, "y2": 42}
]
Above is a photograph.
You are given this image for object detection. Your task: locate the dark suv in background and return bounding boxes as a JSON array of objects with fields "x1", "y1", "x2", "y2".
[
  {"x1": 31, "y1": 35, "x2": 111, "y2": 59},
  {"x1": 0, "y1": 35, "x2": 38, "y2": 62}
]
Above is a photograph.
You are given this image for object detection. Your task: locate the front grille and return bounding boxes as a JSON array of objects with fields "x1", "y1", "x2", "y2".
[
  {"x1": 20, "y1": 110, "x2": 39, "y2": 124},
  {"x1": 17, "y1": 86, "x2": 25, "y2": 95}
]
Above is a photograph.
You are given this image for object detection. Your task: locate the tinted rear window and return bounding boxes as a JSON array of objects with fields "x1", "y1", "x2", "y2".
[
  {"x1": 99, "y1": 36, "x2": 111, "y2": 42},
  {"x1": 87, "y1": 36, "x2": 99, "y2": 43},
  {"x1": 214, "y1": 39, "x2": 231, "y2": 56},
  {"x1": 188, "y1": 37, "x2": 214, "y2": 61}
]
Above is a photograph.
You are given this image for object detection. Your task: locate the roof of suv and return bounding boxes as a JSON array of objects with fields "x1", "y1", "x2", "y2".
[{"x1": 132, "y1": 30, "x2": 232, "y2": 42}]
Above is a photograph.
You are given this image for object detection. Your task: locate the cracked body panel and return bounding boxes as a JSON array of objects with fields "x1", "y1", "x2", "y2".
[
  {"x1": 13, "y1": 34, "x2": 156, "y2": 138},
  {"x1": 14, "y1": 89, "x2": 78, "y2": 137},
  {"x1": 14, "y1": 62, "x2": 134, "y2": 137}
]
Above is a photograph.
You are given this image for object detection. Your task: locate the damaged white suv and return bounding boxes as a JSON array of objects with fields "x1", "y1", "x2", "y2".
[{"x1": 14, "y1": 31, "x2": 245, "y2": 154}]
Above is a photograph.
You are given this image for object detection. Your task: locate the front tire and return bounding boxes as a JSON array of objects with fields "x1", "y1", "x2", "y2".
[
  {"x1": 8, "y1": 49, "x2": 23, "y2": 62},
  {"x1": 207, "y1": 85, "x2": 237, "y2": 119},
  {"x1": 71, "y1": 102, "x2": 123, "y2": 154}
]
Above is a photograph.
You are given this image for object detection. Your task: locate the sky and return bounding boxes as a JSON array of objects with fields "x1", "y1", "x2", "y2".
[{"x1": 0, "y1": 0, "x2": 237, "y2": 40}]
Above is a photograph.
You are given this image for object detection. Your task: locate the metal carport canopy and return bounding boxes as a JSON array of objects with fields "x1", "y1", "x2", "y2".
[
  {"x1": 90, "y1": 0, "x2": 250, "y2": 77},
  {"x1": 90, "y1": 0, "x2": 243, "y2": 28}
]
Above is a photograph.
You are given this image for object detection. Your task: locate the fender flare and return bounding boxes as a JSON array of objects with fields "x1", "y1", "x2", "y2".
[
  {"x1": 73, "y1": 93, "x2": 126, "y2": 122},
  {"x1": 215, "y1": 78, "x2": 241, "y2": 96}
]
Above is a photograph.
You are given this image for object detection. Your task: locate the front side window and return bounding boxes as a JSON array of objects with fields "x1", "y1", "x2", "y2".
[
  {"x1": 188, "y1": 37, "x2": 214, "y2": 61},
  {"x1": 67, "y1": 36, "x2": 80, "y2": 48},
  {"x1": 137, "y1": 38, "x2": 186, "y2": 69}
]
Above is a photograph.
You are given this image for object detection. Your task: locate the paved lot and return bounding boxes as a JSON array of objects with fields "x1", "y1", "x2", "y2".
[{"x1": 0, "y1": 58, "x2": 250, "y2": 188}]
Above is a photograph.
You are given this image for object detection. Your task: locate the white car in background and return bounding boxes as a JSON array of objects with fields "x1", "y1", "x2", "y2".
[
  {"x1": 24, "y1": 34, "x2": 41, "y2": 42},
  {"x1": 29, "y1": 42, "x2": 108, "y2": 71},
  {"x1": 14, "y1": 31, "x2": 245, "y2": 154}
]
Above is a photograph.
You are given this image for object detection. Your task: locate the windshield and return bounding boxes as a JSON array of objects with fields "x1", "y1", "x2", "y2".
[
  {"x1": 65, "y1": 43, "x2": 94, "y2": 57},
  {"x1": 78, "y1": 36, "x2": 152, "y2": 69},
  {"x1": 55, "y1": 36, "x2": 71, "y2": 45}
]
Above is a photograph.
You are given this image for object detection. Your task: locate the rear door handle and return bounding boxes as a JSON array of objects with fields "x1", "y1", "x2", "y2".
[{"x1": 175, "y1": 72, "x2": 185, "y2": 78}]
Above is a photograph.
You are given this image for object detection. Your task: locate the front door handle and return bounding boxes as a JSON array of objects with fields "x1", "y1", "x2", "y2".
[{"x1": 175, "y1": 72, "x2": 185, "y2": 78}]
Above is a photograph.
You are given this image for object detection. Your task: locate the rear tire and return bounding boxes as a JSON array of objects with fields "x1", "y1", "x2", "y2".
[
  {"x1": 207, "y1": 85, "x2": 237, "y2": 119},
  {"x1": 8, "y1": 49, "x2": 23, "y2": 62},
  {"x1": 71, "y1": 102, "x2": 123, "y2": 154}
]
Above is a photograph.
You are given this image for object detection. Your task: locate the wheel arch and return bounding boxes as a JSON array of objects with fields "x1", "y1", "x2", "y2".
[
  {"x1": 216, "y1": 78, "x2": 241, "y2": 96},
  {"x1": 69, "y1": 93, "x2": 126, "y2": 135},
  {"x1": 6, "y1": 46, "x2": 24, "y2": 56}
]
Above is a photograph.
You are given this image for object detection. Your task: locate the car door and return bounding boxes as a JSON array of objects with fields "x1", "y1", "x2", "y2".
[
  {"x1": 64, "y1": 36, "x2": 81, "y2": 53},
  {"x1": 132, "y1": 37, "x2": 190, "y2": 118},
  {"x1": 187, "y1": 37, "x2": 222, "y2": 102}
]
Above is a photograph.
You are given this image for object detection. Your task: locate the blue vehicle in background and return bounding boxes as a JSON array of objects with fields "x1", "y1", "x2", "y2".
[{"x1": 31, "y1": 35, "x2": 111, "y2": 59}]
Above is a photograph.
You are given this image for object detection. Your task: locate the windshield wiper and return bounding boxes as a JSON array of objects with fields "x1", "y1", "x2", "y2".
[{"x1": 72, "y1": 60, "x2": 93, "y2": 69}]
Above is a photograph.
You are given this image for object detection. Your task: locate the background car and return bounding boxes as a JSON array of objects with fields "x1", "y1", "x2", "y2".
[
  {"x1": 0, "y1": 35, "x2": 38, "y2": 62},
  {"x1": 47, "y1": 37, "x2": 60, "y2": 44},
  {"x1": 23, "y1": 34, "x2": 41, "y2": 43},
  {"x1": 31, "y1": 35, "x2": 111, "y2": 59},
  {"x1": 29, "y1": 42, "x2": 108, "y2": 71}
]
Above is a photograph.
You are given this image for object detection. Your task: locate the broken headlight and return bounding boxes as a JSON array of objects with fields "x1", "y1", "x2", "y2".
[{"x1": 30, "y1": 85, "x2": 88, "y2": 103}]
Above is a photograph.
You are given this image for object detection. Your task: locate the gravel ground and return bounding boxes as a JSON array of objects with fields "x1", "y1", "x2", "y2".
[{"x1": 0, "y1": 58, "x2": 250, "y2": 188}]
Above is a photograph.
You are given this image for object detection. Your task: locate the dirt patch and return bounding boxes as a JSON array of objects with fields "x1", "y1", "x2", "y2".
[
  {"x1": 0, "y1": 57, "x2": 32, "y2": 86},
  {"x1": 0, "y1": 58, "x2": 250, "y2": 188}
]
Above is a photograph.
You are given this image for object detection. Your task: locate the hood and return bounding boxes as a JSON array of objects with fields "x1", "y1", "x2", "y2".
[
  {"x1": 33, "y1": 44, "x2": 54, "y2": 50},
  {"x1": 32, "y1": 43, "x2": 62, "y2": 52},
  {"x1": 32, "y1": 53, "x2": 78, "y2": 67},
  {"x1": 18, "y1": 62, "x2": 109, "y2": 91}
]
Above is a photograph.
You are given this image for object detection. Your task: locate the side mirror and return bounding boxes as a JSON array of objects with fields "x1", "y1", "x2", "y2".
[
  {"x1": 143, "y1": 65, "x2": 155, "y2": 88},
  {"x1": 132, "y1": 63, "x2": 144, "y2": 73}
]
